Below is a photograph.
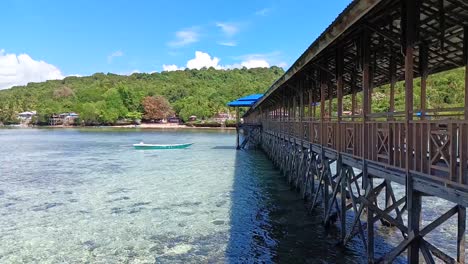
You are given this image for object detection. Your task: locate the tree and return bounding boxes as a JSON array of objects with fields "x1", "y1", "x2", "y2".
[
  {"x1": 78, "y1": 102, "x2": 101, "y2": 125},
  {"x1": 142, "y1": 95, "x2": 174, "y2": 121},
  {"x1": 100, "y1": 88, "x2": 128, "y2": 124}
]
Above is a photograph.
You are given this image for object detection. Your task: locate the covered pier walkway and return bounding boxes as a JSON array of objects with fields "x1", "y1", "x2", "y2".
[{"x1": 243, "y1": 0, "x2": 468, "y2": 263}]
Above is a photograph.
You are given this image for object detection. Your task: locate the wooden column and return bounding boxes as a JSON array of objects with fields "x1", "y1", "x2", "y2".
[
  {"x1": 309, "y1": 80, "x2": 313, "y2": 119},
  {"x1": 459, "y1": 205, "x2": 466, "y2": 264},
  {"x1": 362, "y1": 30, "x2": 371, "y2": 122},
  {"x1": 369, "y1": 53, "x2": 376, "y2": 115},
  {"x1": 351, "y1": 69, "x2": 357, "y2": 118},
  {"x1": 328, "y1": 81, "x2": 333, "y2": 121},
  {"x1": 313, "y1": 84, "x2": 317, "y2": 119},
  {"x1": 361, "y1": 28, "x2": 374, "y2": 261},
  {"x1": 236, "y1": 107, "x2": 240, "y2": 149},
  {"x1": 465, "y1": 26, "x2": 468, "y2": 119},
  {"x1": 389, "y1": 53, "x2": 396, "y2": 116},
  {"x1": 337, "y1": 47, "x2": 344, "y2": 151},
  {"x1": 320, "y1": 70, "x2": 327, "y2": 146},
  {"x1": 362, "y1": 29, "x2": 371, "y2": 162},
  {"x1": 459, "y1": 26, "x2": 468, "y2": 264},
  {"x1": 299, "y1": 80, "x2": 305, "y2": 139},
  {"x1": 420, "y1": 43, "x2": 428, "y2": 119},
  {"x1": 403, "y1": 0, "x2": 420, "y2": 262}
]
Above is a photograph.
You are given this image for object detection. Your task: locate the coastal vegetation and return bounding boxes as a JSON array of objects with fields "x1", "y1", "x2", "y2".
[
  {"x1": 0, "y1": 66, "x2": 465, "y2": 125},
  {"x1": 0, "y1": 67, "x2": 284, "y2": 125},
  {"x1": 326, "y1": 67, "x2": 466, "y2": 117}
]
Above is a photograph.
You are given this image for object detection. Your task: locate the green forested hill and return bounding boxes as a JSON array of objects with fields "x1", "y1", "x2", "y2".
[
  {"x1": 336, "y1": 67, "x2": 466, "y2": 116},
  {"x1": 0, "y1": 67, "x2": 284, "y2": 124},
  {"x1": 0, "y1": 66, "x2": 465, "y2": 125}
]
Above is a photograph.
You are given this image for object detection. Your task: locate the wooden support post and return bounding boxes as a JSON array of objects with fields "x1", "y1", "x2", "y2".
[
  {"x1": 367, "y1": 178, "x2": 375, "y2": 263},
  {"x1": 458, "y1": 206, "x2": 466, "y2": 264},
  {"x1": 320, "y1": 70, "x2": 327, "y2": 146},
  {"x1": 389, "y1": 54, "x2": 396, "y2": 116},
  {"x1": 340, "y1": 166, "x2": 347, "y2": 242},
  {"x1": 420, "y1": 43, "x2": 428, "y2": 119},
  {"x1": 300, "y1": 81, "x2": 304, "y2": 139},
  {"x1": 404, "y1": 0, "x2": 419, "y2": 262},
  {"x1": 362, "y1": 29, "x2": 371, "y2": 189},
  {"x1": 351, "y1": 71, "x2": 357, "y2": 117},
  {"x1": 369, "y1": 58, "x2": 374, "y2": 116},
  {"x1": 313, "y1": 98, "x2": 316, "y2": 119},
  {"x1": 328, "y1": 88, "x2": 333, "y2": 121},
  {"x1": 460, "y1": 26, "x2": 468, "y2": 264},
  {"x1": 236, "y1": 107, "x2": 240, "y2": 150},
  {"x1": 464, "y1": 26, "x2": 468, "y2": 119},
  {"x1": 337, "y1": 47, "x2": 344, "y2": 151}
]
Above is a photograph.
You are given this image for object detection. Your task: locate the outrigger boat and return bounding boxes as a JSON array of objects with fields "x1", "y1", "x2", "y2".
[{"x1": 133, "y1": 142, "x2": 193, "y2": 150}]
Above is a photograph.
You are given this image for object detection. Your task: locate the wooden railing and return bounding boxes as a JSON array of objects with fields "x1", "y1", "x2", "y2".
[{"x1": 262, "y1": 119, "x2": 468, "y2": 186}]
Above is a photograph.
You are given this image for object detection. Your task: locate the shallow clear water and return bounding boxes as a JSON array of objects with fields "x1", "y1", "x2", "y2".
[{"x1": 0, "y1": 128, "x2": 464, "y2": 263}]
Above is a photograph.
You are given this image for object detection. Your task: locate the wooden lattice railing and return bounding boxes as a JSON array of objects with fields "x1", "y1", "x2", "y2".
[{"x1": 262, "y1": 119, "x2": 468, "y2": 186}]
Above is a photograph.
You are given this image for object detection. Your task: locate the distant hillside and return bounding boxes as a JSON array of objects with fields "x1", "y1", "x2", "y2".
[
  {"x1": 0, "y1": 66, "x2": 464, "y2": 125},
  {"x1": 0, "y1": 67, "x2": 284, "y2": 124}
]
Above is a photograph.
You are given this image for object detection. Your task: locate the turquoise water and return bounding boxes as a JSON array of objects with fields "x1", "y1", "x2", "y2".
[{"x1": 0, "y1": 128, "x2": 464, "y2": 263}]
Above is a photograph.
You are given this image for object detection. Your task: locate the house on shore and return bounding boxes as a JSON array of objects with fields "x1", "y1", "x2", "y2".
[
  {"x1": 49, "y1": 112, "x2": 79, "y2": 126},
  {"x1": 17, "y1": 111, "x2": 37, "y2": 125}
]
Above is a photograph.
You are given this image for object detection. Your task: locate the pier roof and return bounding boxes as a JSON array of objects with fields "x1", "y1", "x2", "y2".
[
  {"x1": 227, "y1": 94, "x2": 263, "y2": 107},
  {"x1": 249, "y1": 0, "x2": 468, "y2": 110}
]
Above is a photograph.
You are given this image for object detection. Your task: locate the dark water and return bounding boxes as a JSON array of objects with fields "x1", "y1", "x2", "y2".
[{"x1": 0, "y1": 128, "x2": 464, "y2": 263}]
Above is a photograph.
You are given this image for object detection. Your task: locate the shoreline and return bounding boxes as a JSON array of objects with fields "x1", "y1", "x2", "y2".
[
  {"x1": 1, "y1": 123, "x2": 237, "y2": 130},
  {"x1": 111, "y1": 123, "x2": 236, "y2": 130}
]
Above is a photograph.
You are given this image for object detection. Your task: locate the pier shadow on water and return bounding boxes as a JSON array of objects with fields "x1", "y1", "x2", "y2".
[{"x1": 225, "y1": 148, "x2": 405, "y2": 263}]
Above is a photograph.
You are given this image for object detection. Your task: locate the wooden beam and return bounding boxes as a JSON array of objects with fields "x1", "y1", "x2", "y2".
[
  {"x1": 439, "y1": 0, "x2": 445, "y2": 51},
  {"x1": 420, "y1": 206, "x2": 458, "y2": 237},
  {"x1": 379, "y1": 231, "x2": 416, "y2": 264},
  {"x1": 423, "y1": 239, "x2": 456, "y2": 263}
]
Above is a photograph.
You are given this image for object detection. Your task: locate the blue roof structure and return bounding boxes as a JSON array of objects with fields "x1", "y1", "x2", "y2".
[
  {"x1": 227, "y1": 94, "x2": 263, "y2": 107},
  {"x1": 236, "y1": 94, "x2": 263, "y2": 101}
]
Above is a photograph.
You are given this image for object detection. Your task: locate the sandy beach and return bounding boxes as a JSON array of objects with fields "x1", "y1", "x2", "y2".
[{"x1": 111, "y1": 123, "x2": 237, "y2": 130}]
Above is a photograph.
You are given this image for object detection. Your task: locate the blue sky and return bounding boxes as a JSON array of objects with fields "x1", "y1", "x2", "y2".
[{"x1": 0, "y1": 0, "x2": 351, "y2": 88}]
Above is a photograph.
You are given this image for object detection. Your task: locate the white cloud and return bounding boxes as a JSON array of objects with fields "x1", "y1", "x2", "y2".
[
  {"x1": 168, "y1": 28, "x2": 199, "y2": 47},
  {"x1": 218, "y1": 41, "x2": 237, "y2": 47},
  {"x1": 187, "y1": 51, "x2": 221, "y2": 70},
  {"x1": 162, "y1": 64, "x2": 183, "y2": 72},
  {"x1": 255, "y1": 8, "x2": 271, "y2": 16},
  {"x1": 235, "y1": 51, "x2": 287, "y2": 69},
  {"x1": 241, "y1": 59, "x2": 270, "y2": 68},
  {"x1": 161, "y1": 51, "x2": 282, "y2": 72},
  {"x1": 216, "y1": 22, "x2": 239, "y2": 37},
  {"x1": 107, "y1": 50, "x2": 124, "y2": 63},
  {"x1": 0, "y1": 49, "x2": 64, "y2": 90}
]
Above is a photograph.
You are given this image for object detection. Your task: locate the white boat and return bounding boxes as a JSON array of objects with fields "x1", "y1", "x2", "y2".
[{"x1": 133, "y1": 142, "x2": 193, "y2": 150}]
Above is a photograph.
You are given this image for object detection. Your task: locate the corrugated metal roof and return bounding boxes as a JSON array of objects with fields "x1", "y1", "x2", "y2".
[
  {"x1": 227, "y1": 94, "x2": 263, "y2": 107},
  {"x1": 237, "y1": 94, "x2": 263, "y2": 101},
  {"x1": 227, "y1": 101, "x2": 257, "y2": 107}
]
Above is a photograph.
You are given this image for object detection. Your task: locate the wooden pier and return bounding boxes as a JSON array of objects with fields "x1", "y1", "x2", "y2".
[{"x1": 241, "y1": 0, "x2": 468, "y2": 263}]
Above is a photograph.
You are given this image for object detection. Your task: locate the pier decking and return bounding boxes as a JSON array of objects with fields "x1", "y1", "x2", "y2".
[{"x1": 241, "y1": 0, "x2": 468, "y2": 263}]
